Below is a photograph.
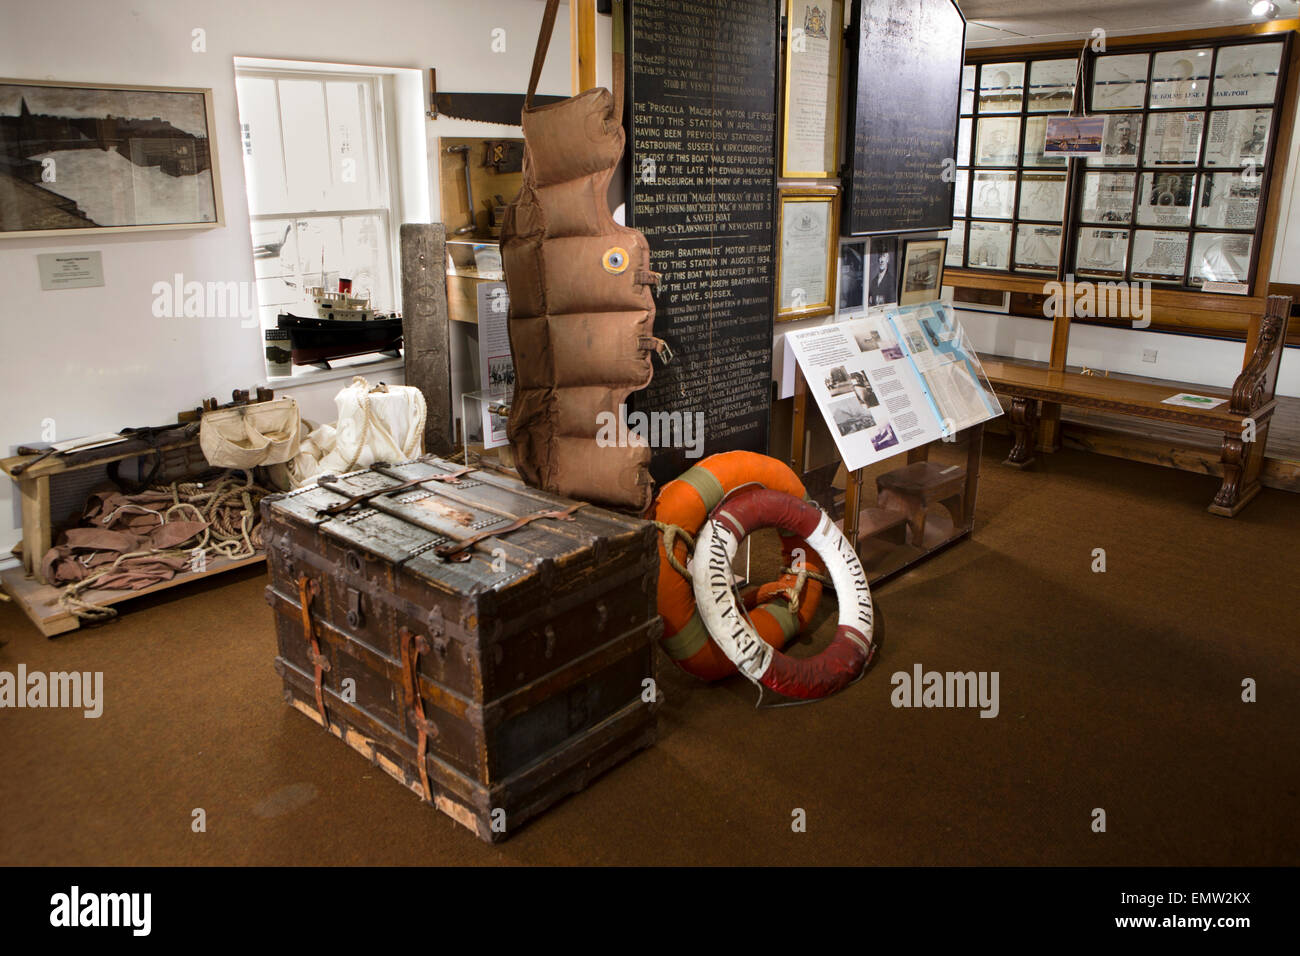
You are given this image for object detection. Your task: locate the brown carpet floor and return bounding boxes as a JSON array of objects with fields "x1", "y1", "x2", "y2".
[{"x1": 2, "y1": 434, "x2": 1298, "y2": 866}]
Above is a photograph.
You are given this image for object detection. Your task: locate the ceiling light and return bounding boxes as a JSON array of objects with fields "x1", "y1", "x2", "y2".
[{"x1": 1252, "y1": 1, "x2": 1279, "y2": 19}]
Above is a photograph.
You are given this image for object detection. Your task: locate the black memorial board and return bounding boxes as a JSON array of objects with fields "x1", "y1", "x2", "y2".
[
  {"x1": 844, "y1": 0, "x2": 965, "y2": 235},
  {"x1": 627, "y1": 0, "x2": 778, "y2": 485}
]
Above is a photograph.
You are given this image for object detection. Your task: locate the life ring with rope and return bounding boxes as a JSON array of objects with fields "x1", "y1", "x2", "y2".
[
  {"x1": 692, "y1": 487, "x2": 875, "y2": 700},
  {"x1": 652, "y1": 451, "x2": 828, "y2": 681}
]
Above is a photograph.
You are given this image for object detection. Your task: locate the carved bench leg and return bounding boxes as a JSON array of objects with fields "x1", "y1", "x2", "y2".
[
  {"x1": 1209, "y1": 432, "x2": 1262, "y2": 517},
  {"x1": 1003, "y1": 397, "x2": 1039, "y2": 469}
]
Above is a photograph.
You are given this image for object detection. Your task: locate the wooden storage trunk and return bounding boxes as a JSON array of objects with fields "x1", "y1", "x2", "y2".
[{"x1": 261, "y1": 457, "x2": 660, "y2": 842}]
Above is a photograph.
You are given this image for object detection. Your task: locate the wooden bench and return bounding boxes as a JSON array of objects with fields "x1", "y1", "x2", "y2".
[{"x1": 983, "y1": 295, "x2": 1292, "y2": 517}]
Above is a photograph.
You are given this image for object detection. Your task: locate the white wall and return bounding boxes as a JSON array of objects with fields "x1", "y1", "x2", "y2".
[{"x1": 0, "y1": 0, "x2": 608, "y2": 559}]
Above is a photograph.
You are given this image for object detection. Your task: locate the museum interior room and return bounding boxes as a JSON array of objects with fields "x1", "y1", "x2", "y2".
[{"x1": 1, "y1": 0, "x2": 1297, "y2": 890}]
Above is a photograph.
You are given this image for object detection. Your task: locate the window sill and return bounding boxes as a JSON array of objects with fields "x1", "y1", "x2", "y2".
[{"x1": 266, "y1": 353, "x2": 405, "y2": 389}]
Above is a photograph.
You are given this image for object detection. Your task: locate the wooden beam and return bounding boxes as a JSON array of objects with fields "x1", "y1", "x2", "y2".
[{"x1": 571, "y1": 0, "x2": 598, "y2": 94}]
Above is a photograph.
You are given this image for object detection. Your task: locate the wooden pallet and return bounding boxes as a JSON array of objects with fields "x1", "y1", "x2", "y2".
[{"x1": 0, "y1": 552, "x2": 265, "y2": 638}]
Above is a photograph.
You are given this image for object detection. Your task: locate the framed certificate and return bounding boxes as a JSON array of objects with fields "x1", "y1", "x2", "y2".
[
  {"x1": 781, "y1": 0, "x2": 844, "y2": 178},
  {"x1": 777, "y1": 186, "x2": 839, "y2": 321}
]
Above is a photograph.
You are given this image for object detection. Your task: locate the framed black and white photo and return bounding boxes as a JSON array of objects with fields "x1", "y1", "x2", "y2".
[
  {"x1": 899, "y1": 237, "x2": 947, "y2": 306},
  {"x1": 837, "y1": 238, "x2": 867, "y2": 315},
  {"x1": 866, "y1": 235, "x2": 898, "y2": 308},
  {"x1": 0, "y1": 79, "x2": 223, "y2": 237}
]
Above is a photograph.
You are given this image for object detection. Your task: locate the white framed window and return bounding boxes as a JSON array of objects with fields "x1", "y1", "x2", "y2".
[{"x1": 234, "y1": 65, "x2": 402, "y2": 340}]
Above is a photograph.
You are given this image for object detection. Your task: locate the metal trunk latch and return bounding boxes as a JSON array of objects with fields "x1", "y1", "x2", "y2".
[{"x1": 346, "y1": 587, "x2": 364, "y2": 629}]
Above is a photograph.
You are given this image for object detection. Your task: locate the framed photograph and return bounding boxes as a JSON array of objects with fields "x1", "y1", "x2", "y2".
[
  {"x1": 837, "y1": 238, "x2": 867, "y2": 315},
  {"x1": 979, "y1": 62, "x2": 1025, "y2": 113},
  {"x1": 1149, "y1": 50, "x2": 1211, "y2": 109},
  {"x1": 0, "y1": 79, "x2": 222, "y2": 238},
  {"x1": 1204, "y1": 108, "x2": 1272, "y2": 167},
  {"x1": 866, "y1": 235, "x2": 899, "y2": 308},
  {"x1": 1027, "y1": 59, "x2": 1078, "y2": 112},
  {"x1": 1213, "y1": 42, "x2": 1284, "y2": 106},
  {"x1": 1088, "y1": 113, "x2": 1143, "y2": 166},
  {"x1": 1042, "y1": 115, "x2": 1105, "y2": 157},
  {"x1": 1092, "y1": 53, "x2": 1150, "y2": 110},
  {"x1": 777, "y1": 186, "x2": 838, "y2": 321},
  {"x1": 1136, "y1": 172, "x2": 1196, "y2": 227},
  {"x1": 781, "y1": 0, "x2": 844, "y2": 178},
  {"x1": 899, "y1": 237, "x2": 947, "y2": 306}
]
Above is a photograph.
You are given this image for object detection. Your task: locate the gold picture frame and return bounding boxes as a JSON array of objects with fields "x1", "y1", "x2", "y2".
[
  {"x1": 0, "y1": 78, "x2": 224, "y2": 238},
  {"x1": 777, "y1": 184, "x2": 840, "y2": 321},
  {"x1": 781, "y1": 0, "x2": 845, "y2": 179}
]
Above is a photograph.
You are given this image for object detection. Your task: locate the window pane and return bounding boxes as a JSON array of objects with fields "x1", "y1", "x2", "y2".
[
  {"x1": 236, "y1": 75, "x2": 290, "y2": 214},
  {"x1": 325, "y1": 79, "x2": 380, "y2": 209},
  {"x1": 278, "y1": 79, "x2": 333, "y2": 212}
]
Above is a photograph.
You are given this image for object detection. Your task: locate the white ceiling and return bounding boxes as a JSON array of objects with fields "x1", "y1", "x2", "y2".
[{"x1": 958, "y1": 0, "x2": 1299, "y2": 46}]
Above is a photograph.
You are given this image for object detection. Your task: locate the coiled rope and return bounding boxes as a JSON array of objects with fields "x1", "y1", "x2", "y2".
[{"x1": 59, "y1": 471, "x2": 271, "y2": 622}]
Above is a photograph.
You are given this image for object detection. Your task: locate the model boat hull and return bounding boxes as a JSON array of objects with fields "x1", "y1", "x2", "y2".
[{"x1": 276, "y1": 313, "x2": 403, "y2": 367}]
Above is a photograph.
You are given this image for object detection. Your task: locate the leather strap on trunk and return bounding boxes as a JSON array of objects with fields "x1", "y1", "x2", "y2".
[
  {"x1": 296, "y1": 575, "x2": 331, "y2": 728},
  {"x1": 316, "y1": 466, "x2": 475, "y2": 517},
  {"x1": 435, "y1": 502, "x2": 587, "y2": 562},
  {"x1": 399, "y1": 627, "x2": 439, "y2": 803}
]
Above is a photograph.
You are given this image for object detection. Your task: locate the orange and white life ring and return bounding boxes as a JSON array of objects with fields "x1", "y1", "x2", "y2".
[
  {"x1": 652, "y1": 451, "x2": 827, "y2": 681},
  {"x1": 692, "y1": 488, "x2": 874, "y2": 700}
]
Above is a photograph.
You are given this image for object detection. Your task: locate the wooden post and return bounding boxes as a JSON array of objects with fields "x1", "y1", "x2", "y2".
[
  {"x1": 400, "y1": 223, "x2": 454, "y2": 456},
  {"x1": 571, "y1": 0, "x2": 598, "y2": 93}
]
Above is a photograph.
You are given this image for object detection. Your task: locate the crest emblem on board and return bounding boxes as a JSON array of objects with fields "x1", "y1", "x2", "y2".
[{"x1": 804, "y1": 5, "x2": 828, "y2": 40}]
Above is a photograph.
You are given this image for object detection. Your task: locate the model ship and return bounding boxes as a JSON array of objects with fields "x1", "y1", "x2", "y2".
[{"x1": 276, "y1": 278, "x2": 403, "y2": 370}]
